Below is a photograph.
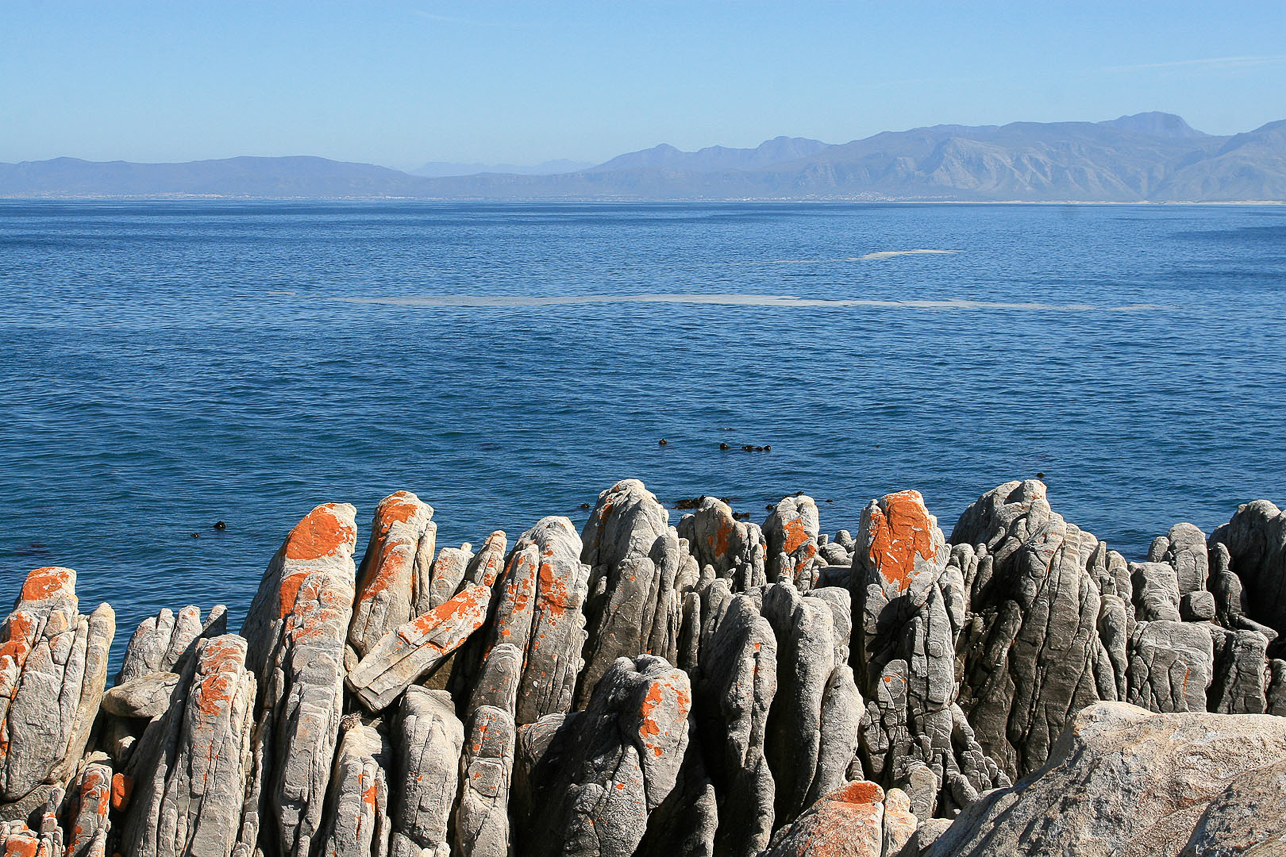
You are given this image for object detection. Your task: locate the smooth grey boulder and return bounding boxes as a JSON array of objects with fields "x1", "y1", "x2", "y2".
[
  {"x1": 950, "y1": 481, "x2": 1113, "y2": 779},
  {"x1": 391, "y1": 688, "x2": 463, "y2": 857},
  {"x1": 1179, "y1": 590, "x2": 1216, "y2": 621},
  {"x1": 0, "y1": 567, "x2": 114, "y2": 805},
  {"x1": 465, "y1": 642, "x2": 522, "y2": 718},
  {"x1": 692, "y1": 593, "x2": 777, "y2": 857},
  {"x1": 119, "y1": 634, "x2": 256, "y2": 857},
  {"x1": 764, "y1": 495, "x2": 821, "y2": 591},
  {"x1": 578, "y1": 479, "x2": 687, "y2": 708},
  {"x1": 678, "y1": 497, "x2": 766, "y2": 592},
  {"x1": 350, "y1": 491, "x2": 437, "y2": 658},
  {"x1": 101, "y1": 671, "x2": 180, "y2": 719},
  {"x1": 317, "y1": 721, "x2": 392, "y2": 857},
  {"x1": 454, "y1": 705, "x2": 515, "y2": 857},
  {"x1": 514, "y1": 655, "x2": 692, "y2": 857},
  {"x1": 1126, "y1": 620, "x2": 1214, "y2": 712},
  {"x1": 238, "y1": 502, "x2": 357, "y2": 857},
  {"x1": 1211, "y1": 498, "x2": 1286, "y2": 635},
  {"x1": 927, "y1": 702, "x2": 1286, "y2": 857}
]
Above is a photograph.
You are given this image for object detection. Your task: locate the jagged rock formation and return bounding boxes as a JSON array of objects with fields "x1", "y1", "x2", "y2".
[
  {"x1": 3, "y1": 479, "x2": 1286, "y2": 856},
  {"x1": 926, "y1": 701, "x2": 1286, "y2": 856}
]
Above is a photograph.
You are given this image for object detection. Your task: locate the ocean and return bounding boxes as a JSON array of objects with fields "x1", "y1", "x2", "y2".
[{"x1": 2, "y1": 200, "x2": 1283, "y2": 663}]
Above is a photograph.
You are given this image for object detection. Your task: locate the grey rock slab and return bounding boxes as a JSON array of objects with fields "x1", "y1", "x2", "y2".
[
  {"x1": 350, "y1": 491, "x2": 436, "y2": 658},
  {"x1": 238, "y1": 501, "x2": 357, "y2": 857},
  {"x1": 1211, "y1": 499, "x2": 1286, "y2": 635},
  {"x1": 120, "y1": 634, "x2": 256, "y2": 857},
  {"x1": 1130, "y1": 561, "x2": 1182, "y2": 622},
  {"x1": 391, "y1": 687, "x2": 463, "y2": 857},
  {"x1": 317, "y1": 722, "x2": 391, "y2": 857},
  {"x1": 101, "y1": 671, "x2": 180, "y2": 719},
  {"x1": 0, "y1": 567, "x2": 114, "y2": 804},
  {"x1": 927, "y1": 701, "x2": 1286, "y2": 857},
  {"x1": 1126, "y1": 620, "x2": 1214, "y2": 712},
  {"x1": 454, "y1": 705, "x2": 515, "y2": 857},
  {"x1": 1208, "y1": 627, "x2": 1269, "y2": 714},
  {"x1": 677, "y1": 498, "x2": 766, "y2": 592},
  {"x1": 763, "y1": 495, "x2": 821, "y2": 591}
]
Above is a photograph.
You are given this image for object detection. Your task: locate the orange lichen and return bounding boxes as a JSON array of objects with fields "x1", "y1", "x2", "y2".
[
  {"x1": 193, "y1": 638, "x2": 244, "y2": 719},
  {"x1": 356, "y1": 542, "x2": 413, "y2": 603},
  {"x1": 19, "y1": 567, "x2": 74, "y2": 603},
  {"x1": 5, "y1": 835, "x2": 40, "y2": 857},
  {"x1": 284, "y1": 505, "x2": 356, "y2": 562},
  {"x1": 781, "y1": 517, "x2": 811, "y2": 555},
  {"x1": 111, "y1": 774, "x2": 134, "y2": 811},
  {"x1": 373, "y1": 492, "x2": 423, "y2": 539},
  {"x1": 865, "y1": 490, "x2": 936, "y2": 593},
  {"x1": 834, "y1": 780, "x2": 883, "y2": 804}
]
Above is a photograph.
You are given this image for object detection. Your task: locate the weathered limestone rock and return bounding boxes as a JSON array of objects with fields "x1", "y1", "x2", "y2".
[
  {"x1": 454, "y1": 705, "x2": 515, "y2": 857},
  {"x1": 578, "y1": 479, "x2": 688, "y2": 707},
  {"x1": 391, "y1": 688, "x2": 463, "y2": 857},
  {"x1": 950, "y1": 481, "x2": 1112, "y2": 779},
  {"x1": 65, "y1": 757, "x2": 111, "y2": 857},
  {"x1": 1126, "y1": 620, "x2": 1213, "y2": 712},
  {"x1": 117, "y1": 604, "x2": 227, "y2": 684},
  {"x1": 120, "y1": 635, "x2": 256, "y2": 857},
  {"x1": 1147, "y1": 522, "x2": 1209, "y2": 596},
  {"x1": 678, "y1": 498, "x2": 766, "y2": 592},
  {"x1": 1211, "y1": 499, "x2": 1286, "y2": 635},
  {"x1": 0, "y1": 567, "x2": 114, "y2": 805},
  {"x1": 692, "y1": 592, "x2": 777, "y2": 857},
  {"x1": 927, "y1": 702, "x2": 1286, "y2": 857},
  {"x1": 851, "y1": 491, "x2": 1003, "y2": 815},
  {"x1": 350, "y1": 491, "x2": 437, "y2": 657},
  {"x1": 1208, "y1": 627, "x2": 1269, "y2": 714},
  {"x1": 1130, "y1": 562, "x2": 1182, "y2": 622},
  {"x1": 101, "y1": 672, "x2": 180, "y2": 719},
  {"x1": 515, "y1": 655, "x2": 692, "y2": 857},
  {"x1": 348, "y1": 583, "x2": 491, "y2": 712},
  {"x1": 760, "y1": 582, "x2": 852, "y2": 824},
  {"x1": 491, "y1": 517, "x2": 589, "y2": 726},
  {"x1": 239, "y1": 502, "x2": 357, "y2": 857},
  {"x1": 764, "y1": 496, "x2": 821, "y2": 591},
  {"x1": 761, "y1": 781, "x2": 886, "y2": 857},
  {"x1": 317, "y1": 722, "x2": 391, "y2": 857}
]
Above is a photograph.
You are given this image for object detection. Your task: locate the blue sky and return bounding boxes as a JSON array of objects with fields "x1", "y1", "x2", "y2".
[{"x1": 3, "y1": 1, "x2": 1284, "y2": 168}]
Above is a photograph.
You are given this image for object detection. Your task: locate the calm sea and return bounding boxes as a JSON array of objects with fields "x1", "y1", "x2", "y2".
[{"x1": 2, "y1": 201, "x2": 1284, "y2": 662}]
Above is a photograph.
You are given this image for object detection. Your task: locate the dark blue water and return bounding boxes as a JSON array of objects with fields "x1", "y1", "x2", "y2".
[{"x1": 2, "y1": 201, "x2": 1284, "y2": 662}]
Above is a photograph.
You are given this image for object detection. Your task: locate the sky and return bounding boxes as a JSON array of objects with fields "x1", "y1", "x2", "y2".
[{"x1": 3, "y1": 1, "x2": 1285, "y2": 170}]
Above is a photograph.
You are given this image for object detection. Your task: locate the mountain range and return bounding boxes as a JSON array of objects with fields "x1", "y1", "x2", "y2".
[{"x1": 3, "y1": 113, "x2": 1285, "y2": 202}]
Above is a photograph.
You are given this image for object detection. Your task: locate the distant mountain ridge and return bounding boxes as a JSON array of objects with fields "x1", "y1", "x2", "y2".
[{"x1": 4, "y1": 113, "x2": 1285, "y2": 201}]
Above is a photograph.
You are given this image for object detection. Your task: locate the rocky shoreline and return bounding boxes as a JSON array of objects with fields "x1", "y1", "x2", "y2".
[{"x1": 2, "y1": 478, "x2": 1284, "y2": 856}]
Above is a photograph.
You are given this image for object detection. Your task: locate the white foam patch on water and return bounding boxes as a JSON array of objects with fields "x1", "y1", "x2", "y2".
[
  {"x1": 333, "y1": 293, "x2": 1164, "y2": 312},
  {"x1": 753, "y1": 249, "x2": 960, "y2": 265}
]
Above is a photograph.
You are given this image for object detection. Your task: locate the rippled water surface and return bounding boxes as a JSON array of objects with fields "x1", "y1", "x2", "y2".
[{"x1": 2, "y1": 201, "x2": 1283, "y2": 660}]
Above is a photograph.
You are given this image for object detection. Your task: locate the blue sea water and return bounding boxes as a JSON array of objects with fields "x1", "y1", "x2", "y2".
[{"x1": 1, "y1": 201, "x2": 1284, "y2": 663}]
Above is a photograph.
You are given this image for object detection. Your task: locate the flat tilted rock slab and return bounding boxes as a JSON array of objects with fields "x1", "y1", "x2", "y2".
[{"x1": 928, "y1": 701, "x2": 1286, "y2": 857}]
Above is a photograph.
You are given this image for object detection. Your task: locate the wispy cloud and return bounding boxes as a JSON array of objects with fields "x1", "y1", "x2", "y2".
[{"x1": 1106, "y1": 55, "x2": 1286, "y2": 73}]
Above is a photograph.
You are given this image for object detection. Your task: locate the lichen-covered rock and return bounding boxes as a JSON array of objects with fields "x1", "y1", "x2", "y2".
[
  {"x1": 578, "y1": 480, "x2": 688, "y2": 708},
  {"x1": 317, "y1": 722, "x2": 391, "y2": 857},
  {"x1": 239, "y1": 502, "x2": 357, "y2": 857},
  {"x1": 927, "y1": 702, "x2": 1286, "y2": 857},
  {"x1": 1211, "y1": 499, "x2": 1286, "y2": 635},
  {"x1": 465, "y1": 531, "x2": 508, "y2": 589},
  {"x1": 678, "y1": 498, "x2": 766, "y2": 592},
  {"x1": 0, "y1": 567, "x2": 114, "y2": 805},
  {"x1": 350, "y1": 491, "x2": 437, "y2": 657},
  {"x1": 348, "y1": 583, "x2": 491, "y2": 712},
  {"x1": 454, "y1": 705, "x2": 515, "y2": 857},
  {"x1": 692, "y1": 592, "x2": 777, "y2": 857},
  {"x1": 119, "y1": 635, "x2": 256, "y2": 857},
  {"x1": 764, "y1": 496, "x2": 821, "y2": 591},
  {"x1": 428, "y1": 546, "x2": 472, "y2": 612},
  {"x1": 761, "y1": 780, "x2": 886, "y2": 857},
  {"x1": 514, "y1": 655, "x2": 691, "y2": 857},
  {"x1": 950, "y1": 481, "x2": 1113, "y2": 779},
  {"x1": 390, "y1": 688, "x2": 463, "y2": 857},
  {"x1": 64, "y1": 757, "x2": 111, "y2": 857},
  {"x1": 1126, "y1": 620, "x2": 1213, "y2": 712}
]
